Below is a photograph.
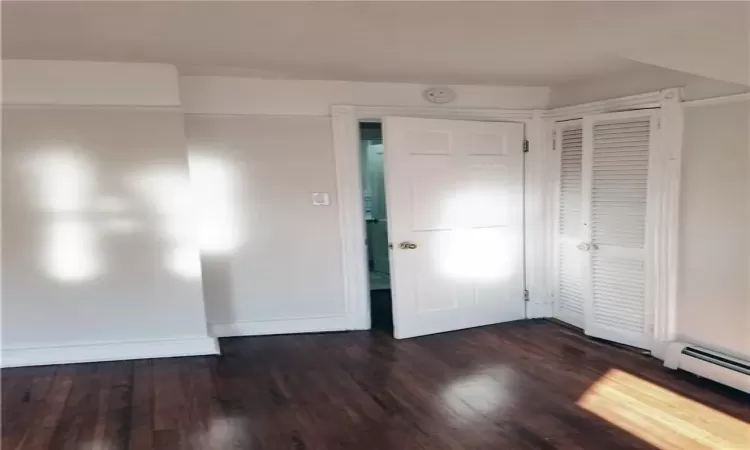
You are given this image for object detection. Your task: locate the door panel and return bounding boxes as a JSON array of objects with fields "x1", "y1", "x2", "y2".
[
  {"x1": 383, "y1": 117, "x2": 525, "y2": 339},
  {"x1": 581, "y1": 111, "x2": 658, "y2": 349},
  {"x1": 554, "y1": 121, "x2": 585, "y2": 328}
]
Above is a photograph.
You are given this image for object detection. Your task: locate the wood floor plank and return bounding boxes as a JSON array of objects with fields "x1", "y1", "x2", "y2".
[
  {"x1": 2, "y1": 321, "x2": 748, "y2": 450},
  {"x1": 48, "y1": 364, "x2": 97, "y2": 450},
  {"x1": 129, "y1": 360, "x2": 154, "y2": 450},
  {"x1": 16, "y1": 367, "x2": 74, "y2": 450}
]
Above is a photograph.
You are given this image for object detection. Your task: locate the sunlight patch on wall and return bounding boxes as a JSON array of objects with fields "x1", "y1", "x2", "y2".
[
  {"x1": 43, "y1": 219, "x2": 101, "y2": 282},
  {"x1": 31, "y1": 148, "x2": 94, "y2": 213},
  {"x1": 31, "y1": 148, "x2": 103, "y2": 282},
  {"x1": 131, "y1": 166, "x2": 193, "y2": 218},
  {"x1": 577, "y1": 369, "x2": 750, "y2": 449},
  {"x1": 130, "y1": 166, "x2": 202, "y2": 279},
  {"x1": 189, "y1": 152, "x2": 243, "y2": 254},
  {"x1": 130, "y1": 152, "x2": 243, "y2": 279},
  {"x1": 168, "y1": 246, "x2": 203, "y2": 279}
]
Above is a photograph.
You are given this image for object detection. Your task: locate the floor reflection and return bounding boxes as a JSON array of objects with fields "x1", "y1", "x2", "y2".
[{"x1": 441, "y1": 368, "x2": 515, "y2": 425}]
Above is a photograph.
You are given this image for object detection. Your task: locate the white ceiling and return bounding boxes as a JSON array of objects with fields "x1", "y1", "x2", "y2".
[{"x1": 2, "y1": 1, "x2": 746, "y2": 86}]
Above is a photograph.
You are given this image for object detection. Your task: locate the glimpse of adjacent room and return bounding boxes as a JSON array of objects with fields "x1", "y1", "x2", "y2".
[{"x1": 359, "y1": 122, "x2": 393, "y2": 332}]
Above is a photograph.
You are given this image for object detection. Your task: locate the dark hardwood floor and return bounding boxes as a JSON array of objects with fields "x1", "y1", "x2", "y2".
[{"x1": 3, "y1": 320, "x2": 749, "y2": 450}]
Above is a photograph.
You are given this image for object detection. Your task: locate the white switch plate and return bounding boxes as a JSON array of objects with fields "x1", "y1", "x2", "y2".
[{"x1": 311, "y1": 192, "x2": 330, "y2": 206}]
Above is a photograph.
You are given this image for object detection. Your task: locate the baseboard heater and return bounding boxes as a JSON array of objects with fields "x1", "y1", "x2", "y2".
[{"x1": 664, "y1": 342, "x2": 750, "y2": 394}]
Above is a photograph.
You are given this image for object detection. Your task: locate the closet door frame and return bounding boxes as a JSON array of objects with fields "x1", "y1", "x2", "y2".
[{"x1": 548, "y1": 89, "x2": 684, "y2": 357}]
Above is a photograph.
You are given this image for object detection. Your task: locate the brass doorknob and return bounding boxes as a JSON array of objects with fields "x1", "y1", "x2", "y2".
[{"x1": 398, "y1": 242, "x2": 418, "y2": 250}]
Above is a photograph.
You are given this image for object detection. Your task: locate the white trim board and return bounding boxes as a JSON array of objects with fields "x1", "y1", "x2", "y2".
[
  {"x1": 525, "y1": 110, "x2": 555, "y2": 319},
  {"x1": 682, "y1": 92, "x2": 750, "y2": 108},
  {"x1": 210, "y1": 316, "x2": 350, "y2": 337},
  {"x1": 2, "y1": 104, "x2": 183, "y2": 112},
  {"x1": 1, "y1": 336, "x2": 219, "y2": 368},
  {"x1": 332, "y1": 105, "x2": 550, "y2": 331},
  {"x1": 354, "y1": 105, "x2": 534, "y2": 121},
  {"x1": 651, "y1": 90, "x2": 684, "y2": 358},
  {"x1": 545, "y1": 91, "x2": 664, "y2": 121}
]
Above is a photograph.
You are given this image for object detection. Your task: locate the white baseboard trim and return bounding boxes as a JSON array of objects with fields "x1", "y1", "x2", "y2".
[
  {"x1": 210, "y1": 316, "x2": 350, "y2": 337},
  {"x1": 1, "y1": 336, "x2": 220, "y2": 368}
]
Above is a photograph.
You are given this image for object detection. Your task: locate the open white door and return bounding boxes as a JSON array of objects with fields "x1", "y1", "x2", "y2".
[{"x1": 383, "y1": 117, "x2": 525, "y2": 339}]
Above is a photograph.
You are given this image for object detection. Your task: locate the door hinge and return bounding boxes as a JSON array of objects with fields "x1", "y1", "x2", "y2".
[
  {"x1": 523, "y1": 139, "x2": 530, "y2": 153},
  {"x1": 524, "y1": 289, "x2": 530, "y2": 302}
]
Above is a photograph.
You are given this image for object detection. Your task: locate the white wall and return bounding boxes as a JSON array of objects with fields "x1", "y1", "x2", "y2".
[
  {"x1": 3, "y1": 60, "x2": 181, "y2": 106},
  {"x1": 1, "y1": 61, "x2": 217, "y2": 367},
  {"x1": 181, "y1": 76, "x2": 549, "y2": 335},
  {"x1": 185, "y1": 115, "x2": 348, "y2": 335},
  {"x1": 677, "y1": 100, "x2": 750, "y2": 359}
]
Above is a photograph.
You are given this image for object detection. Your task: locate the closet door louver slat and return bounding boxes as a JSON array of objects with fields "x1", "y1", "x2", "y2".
[
  {"x1": 581, "y1": 113, "x2": 657, "y2": 350},
  {"x1": 555, "y1": 122, "x2": 585, "y2": 328}
]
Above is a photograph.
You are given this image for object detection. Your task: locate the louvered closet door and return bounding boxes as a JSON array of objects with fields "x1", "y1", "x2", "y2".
[
  {"x1": 581, "y1": 110, "x2": 659, "y2": 349},
  {"x1": 555, "y1": 121, "x2": 585, "y2": 328}
]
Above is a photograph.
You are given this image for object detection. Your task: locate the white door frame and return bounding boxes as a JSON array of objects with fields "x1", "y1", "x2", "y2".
[
  {"x1": 331, "y1": 105, "x2": 547, "y2": 332},
  {"x1": 545, "y1": 89, "x2": 684, "y2": 356}
]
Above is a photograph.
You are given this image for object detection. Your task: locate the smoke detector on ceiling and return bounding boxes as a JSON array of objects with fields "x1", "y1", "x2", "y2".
[{"x1": 423, "y1": 87, "x2": 456, "y2": 104}]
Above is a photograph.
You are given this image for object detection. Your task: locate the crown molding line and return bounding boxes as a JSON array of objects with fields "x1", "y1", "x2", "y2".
[
  {"x1": 682, "y1": 92, "x2": 750, "y2": 108},
  {"x1": 544, "y1": 91, "x2": 664, "y2": 120},
  {"x1": 1, "y1": 103, "x2": 183, "y2": 112},
  {"x1": 354, "y1": 105, "x2": 535, "y2": 121}
]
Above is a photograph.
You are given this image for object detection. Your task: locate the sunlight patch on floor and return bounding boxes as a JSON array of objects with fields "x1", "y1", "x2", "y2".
[{"x1": 577, "y1": 369, "x2": 750, "y2": 450}]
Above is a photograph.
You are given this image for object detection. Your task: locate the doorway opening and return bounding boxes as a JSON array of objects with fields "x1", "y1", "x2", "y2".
[{"x1": 359, "y1": 122, "x2": 393, "y2": 333}]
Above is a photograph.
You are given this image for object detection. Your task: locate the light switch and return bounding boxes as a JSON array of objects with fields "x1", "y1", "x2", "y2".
[{"x1": 311, "y1": 192, "x2": 330, "y2": 206}]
